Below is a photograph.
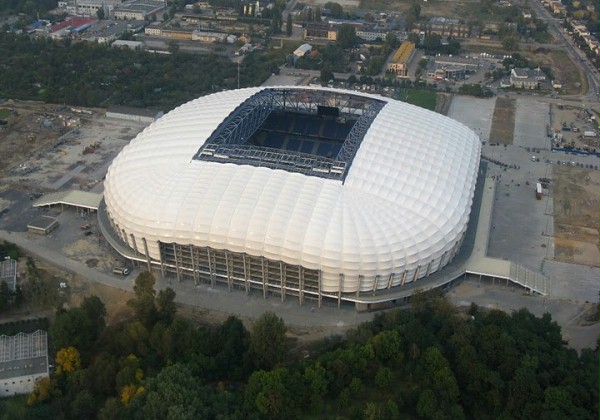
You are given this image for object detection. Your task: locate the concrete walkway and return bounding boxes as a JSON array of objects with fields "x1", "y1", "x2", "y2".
[{"x1": 0, "y1": 230, "x2": 375, "y2": 328}]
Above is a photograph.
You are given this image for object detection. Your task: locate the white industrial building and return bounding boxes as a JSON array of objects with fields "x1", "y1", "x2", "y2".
[
  {"x1": 293, "y1": 43, "x2": 312, "y2": 57},
  {"x1": 111, "y1": 39, "x2": 144, "y2": 49},
  {"x1": 64, "y1": 0, "x2": 122, "y2": 17},
  {"x1": 112, "y1": 0, "x2": 165, "y2": 20},
  {"x1": 105, "y1": 105, "x2": 163, "y2": 123},
  {"x1": 0, "y1": 257, "x2": 17, "y2": 292},
  {"x1": 0, "y1": 331, "x2": 49, "y2": 397},
  {"x1": 101, "y1": 87, "x2": 480, "y2": 306},
  {"x1": 191, "y1": 30, "x2": 227, "y2": 43}
]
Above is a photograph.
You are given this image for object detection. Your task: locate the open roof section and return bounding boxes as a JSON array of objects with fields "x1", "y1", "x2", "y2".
[{"x1": 193, "y1": 88, "x2": 386, "y2": 181}]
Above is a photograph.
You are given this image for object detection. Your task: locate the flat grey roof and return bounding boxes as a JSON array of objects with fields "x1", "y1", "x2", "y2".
[
  {"x1": 33, "y1": 190, "x2": 103, "y2": 211},
  {"x1": 0, "y1": 331, "x2": 48, "y2": 380},
  {"x1": 0, "y1": 355, "x2": 48, "y2": 380},
  {"x1": 27, "y1": 215, "x2": 58, "y2": 230},
  {"x1": 106, "y1": 105, "x2": 163, "y2": 118}
]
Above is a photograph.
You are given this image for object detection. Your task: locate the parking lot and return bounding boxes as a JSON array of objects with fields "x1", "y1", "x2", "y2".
[{"x1": 449, "y1": 95, "x2": 599, "y2": 305}]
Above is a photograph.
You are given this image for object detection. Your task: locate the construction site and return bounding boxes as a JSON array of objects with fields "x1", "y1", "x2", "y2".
[
  {"x1": 0, "y1": 100, "x2": 146, "y2": 193},
  {"x1": 553, "y1": 165, "x2": 599, "y2": 267}
]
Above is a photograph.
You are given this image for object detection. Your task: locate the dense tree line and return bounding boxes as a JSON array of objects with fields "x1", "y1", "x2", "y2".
[
  {"x1": 0, "y1": 33, "x2": 285, "y2": 111},
  {"x1": 0, "y1": 272, "x2": 596, "y2": 419},
  {"x1": 0, "y1": 0, "x2": 57, "y2": 17}
]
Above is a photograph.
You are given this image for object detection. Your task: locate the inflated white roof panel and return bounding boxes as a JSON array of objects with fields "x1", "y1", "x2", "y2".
[{"x1": 104, "y1": 87, "x2": 480, "y2": 292}]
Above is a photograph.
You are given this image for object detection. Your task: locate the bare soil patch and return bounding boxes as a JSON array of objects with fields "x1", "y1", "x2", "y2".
[
  {"x1": 0, "y1": 101, "x2": 69, "y2": 178},
  {"x1": 553, "y1": 166, "x2": 599, "y2": 267},
  {"x1": 308, "y1": 0, "x2": 470, "y2": 16},
  {"x1": 527, "y1": 49, "x2": 586, "y2": 96},
  {"x1": 489, "y1": 97, "x2": 515, "y2": 145}
]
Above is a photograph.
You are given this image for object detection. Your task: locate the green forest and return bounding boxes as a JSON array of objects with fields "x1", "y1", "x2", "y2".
[
  {"x1": 0, "y1": 270, "x2": 597, "y2": 420},
  {"x1": 0, "y1": 33, "x2": 284, "y2": 111}
]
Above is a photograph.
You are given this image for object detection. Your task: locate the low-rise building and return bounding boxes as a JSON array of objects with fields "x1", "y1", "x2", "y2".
[
  {"x1": 65, "y1": 0, "x2": 122, "y2": 17},
  {"x1": 191, "y1": 30, "x2": 227, "y2": 42},
  {"x1": 0, "y1": 330, "x2": 49, "y2": 397},
  {"x1": 106, "y1": 106, "x2": 163, "y2": 123},
  {"x1": 113, "y1": 0, "x2": 165, "y2": 20},
  {"x1": 510, "y1": 67, "x2": 546, "y2": 89},
  {"x1": 294, "y1": 43, "x2": 312, "y2": 58},
  {"x1": 112, "y1": 39, "x2": 144, "y2": 49},
  {"x1": 422, "y1": 17, "x2": 469, "y2": 38},
  {"x1": 387, "y1": 41, "x2": 415, "y2": 77},
  {"x1": 144, "y1": 21, "x2": 162, "y2": 36},
  {"x1": 304, "y1": 23, "x2": 337, "y2": 42},
  {"x1": 0, "y1": 257, "x2": 17, "y2": 292},
  {"x1": 356, "y1": 29, "x2": 387, "y2": 41}
]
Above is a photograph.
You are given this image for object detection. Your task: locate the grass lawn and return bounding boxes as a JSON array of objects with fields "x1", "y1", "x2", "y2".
[
  {"x1": 395, "y1": 88, "x2": 438, "y2": 111},
  {"x1": 0, "y1": 108, "x2": 10, "y2": 119},
  {"x1": 0, "y1": 395, "x2": 29, "y2": 418}
]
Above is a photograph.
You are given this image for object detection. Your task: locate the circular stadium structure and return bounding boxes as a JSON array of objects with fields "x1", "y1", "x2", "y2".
[{"x1": 101, "y1": 87, "x2": 481, "y2": 306}]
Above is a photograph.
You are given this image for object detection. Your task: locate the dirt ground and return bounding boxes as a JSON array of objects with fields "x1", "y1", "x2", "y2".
[
  {"x1": 549, "y1": 103, "x2": 598, "y2": 152},
  {"x1": 528, "y1": 49, "x2": 586, "y2": 96},
  {"x1": 22, "y1": 258, "x2": 347, "y2": 346},
  {"x1": 489, "y1": 97, "x2": 516, "y2": 145},
  {"x1": 0, "y1": 101, "x2": 71, "y2": 178},
  {"x1": 0, "y1": 99, "x2": 146, "y2": 193},
  {"x1": 553, "y1": 165, "x2": 599, "y2": 267},
  {"x1": 305, "y1": 0, "x2": 471, "y2": 16}
]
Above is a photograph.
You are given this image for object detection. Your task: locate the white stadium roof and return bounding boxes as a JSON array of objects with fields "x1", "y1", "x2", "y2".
[{"x1": 104, "y1": 87, "x2": 481, "y2": 293}]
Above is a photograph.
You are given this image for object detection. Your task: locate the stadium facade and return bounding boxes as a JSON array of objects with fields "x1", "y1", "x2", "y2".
[{"x1": 102, "y1": 87, "x2": 481, "y2": 306}]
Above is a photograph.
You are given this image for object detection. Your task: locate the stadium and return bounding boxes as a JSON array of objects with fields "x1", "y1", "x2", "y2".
[{"x1": 101, "y1": 87, "x2": 481, "y2": 307}]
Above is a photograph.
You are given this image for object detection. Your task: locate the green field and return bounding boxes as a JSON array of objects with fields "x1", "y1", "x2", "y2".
[
  {"x1": 395, "y1": 88, "x2": 438, "y2": 110},
  {"x1": 0, "y1": 108, "x2": 10, "y2": 119}
]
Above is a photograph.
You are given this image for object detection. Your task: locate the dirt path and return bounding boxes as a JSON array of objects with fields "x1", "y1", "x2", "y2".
[{"x1": 489, "y1": 97, "x2": 516, "y2": 145}]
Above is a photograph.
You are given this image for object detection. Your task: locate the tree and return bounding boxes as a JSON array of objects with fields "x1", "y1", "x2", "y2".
[
  {"x1": 168, "y1": 40, "x2": 180, "y2": 55},
  {"x1": 129, "y1": 272, "x2": 158, "y2": 326},
  {"x1": 324, "y1": 2, "x2": 343, "y2": 18},
  {"x1": 314, "y1": 7, "x2": 321, "y2": 22},
  {"x1": 422, "y1": 34, "x2": 442, "y2": 51},
  {"x1": 384, "y1": 32, "x2": 399, "y2": 49},
  {"x1": 51, "y1": 308, "x2": 95, "y2": 351},
  {"x1": 96, "y1": 7, "x2": 105, "y2": 20},
  {"x1": 337, "y1": 24, "x2": 357, "y2": 49},
  {"x1": 249, "y1": 311, "x2": 287, "y2": 370},
  {"x1": 502, "y1": 36, "x2": 518, "y2": 51},
  {"x1": 303, "y1": 363, "x2": 328, "y2": 411},
  {"x1": 407, "y1": 32, "x2": 420, "y2": 46},
  {"x1": 321, "y1": 67, "x2": 334, "y2": 85},
  {"x1": 405, "y1": 2, "x2": 421, "y2": 30},
  {"x1": 138, "y1": 364, "x2": 205, "y2": 419},
  {"x1": 71, "y1": 390, "x2": 97, "y2": 419},
  {"x1": 244, "y1": 368, "x2": 299, "y2": 419},
  {"x1": 27, "y1": 377, "x2": 60, "y2": 406},
  {"x1": 81, "y1": 295, "x2": 106, "y2": 336},
  {"x1": 364, "y1": 400, "x2": 400, "y2": 420},
  {"x1": 213, "y1": 316, "x2": 250, "y2": 380},
  {"x1": 416, "y1": 347, "x2": 464, "y2": 418},
  {"x1": 286, "y1": 14, "x2": 292, "y2": 37},
  {"x1": 156, "y1": 287, "x2": 177, "y2": 323},
  {"x1": 86, "y1": 352, "x2": 119, "y2": 396},
  {"x1": 55, "y1": 347, "x2": 82, "y2": 375},
  {"x1": 371, "y1": 330, "x2": 403, "y2": 366}
]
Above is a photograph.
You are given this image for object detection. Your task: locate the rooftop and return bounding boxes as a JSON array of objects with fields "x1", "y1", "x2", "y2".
[
  {"x1": 0, "y1": 331, "x2": 48, "y2": 380},
  {"x1": 390, "y1": 42, "x2": 415, "y2": 64},
  {"x1": 193, "y1": 88, "x2": 386, "y2": 181}
]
